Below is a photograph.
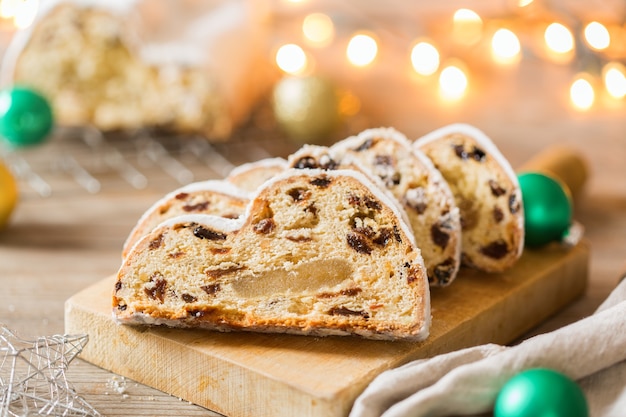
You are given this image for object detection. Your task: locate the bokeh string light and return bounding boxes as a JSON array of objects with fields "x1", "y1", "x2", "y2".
[
  {"x1": 544, "y1": 22, "x2": 575, "y2": 55},
  {"x1": 584, "y1": 21, "x2": 611, "y2": 51},
  {"x1": 302, "y1": 12, "x2": 335, "y2": 47},
  {"x1": 272, "y1": 1, "x2": 626, "y2": 113},
  {"x1": 603, "y1": 62, "x2": 626, "y2": 99},
  {"x1": 491, "y1": 28, "x2": 522, "y2": 65},
  {"x1": 452, "y1": 8, "x2": 483, "y2": 46},
  {"x1": 2, "y1": 0, "x2": 622, "y2": 116},
  {"x1": 570, "y1": 75, "x2": 596, "y2": 110},
  {"x1": 2, "y1": 0, "x2": 624, "y2": 117},
  {"x1": 439, "y1": 61, "x2": 469, "y2": 101},
  {"x1": 410, "y1": 41, "x2": 440, "y2": 76},
  {"x1": 346, "y1": 32, "x2": 378, "y2": 67},
  {"x1": 275, "y1": 43, "x2": 308, "y2": 75}
]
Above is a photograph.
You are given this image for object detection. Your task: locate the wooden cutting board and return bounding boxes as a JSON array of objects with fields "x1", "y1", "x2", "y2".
[{"x1": 65, "y1": 241, "x2": 588, "y2": 417}]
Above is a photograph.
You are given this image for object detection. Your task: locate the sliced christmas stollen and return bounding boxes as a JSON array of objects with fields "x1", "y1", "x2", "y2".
[
  {"x1": 122, "y1": 180, "x2": 249, "y2": 259},
  {"x1": 124, "y1": 157, "x2": 289, "y2": 258},
  {"x1": 114, "y1": 169, "x2": 430, "y2": 341},
  {"x1": 225, "y1": 157, "x2": 288, "y2": 192},
  {"x1": 414, "y1": 123, "x2": 524, "y2": 273},
  {"x1": 286, "y1": 128, "x2": 461, "y2": 287}
]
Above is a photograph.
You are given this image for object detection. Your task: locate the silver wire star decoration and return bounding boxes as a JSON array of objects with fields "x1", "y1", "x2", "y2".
[{"x1": 0, "y1": 324, "x2": 100, "y2": 417}]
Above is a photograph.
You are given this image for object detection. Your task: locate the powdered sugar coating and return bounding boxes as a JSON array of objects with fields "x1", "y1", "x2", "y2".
[
  {"x1": 122, "y1": 179, "x2": 250, "y2": 257},
  {"x1": 159, "y1": 213, "x2": 245, "y2": 234},
  {"x1": 287, "y1": 145, "x2": 340, "y2": 168},
  {"x1": 414, "y1": 123, "x2": 524, "y2": 270},
  {"x1": 116, "y1": 167, "x2": 431, "y2": 341},
  {"x1": 332, "y1": 127, "x2": 462, "y2": 286},
  {"x1": 226, "y1": 157, "x2": 288, "y2": 192},
  {"x1": 226, "y1": 157, "x2": 288, "y2": 179},
  {"x1": 130, "y1": 179, "x2": 249, "y2": 230},
  {"x1": 287, "y1": 145, "x2": 414, "y2": 234},
  {"x1": 415, "y1": 123, "x2": 520, "y2": 190},
  {"x1": 147, "y1": 168, "x2": 419, "y2": 251},
  {"x1": 414, "y1": 123, "x2": 524, "y2": 248},
  {"x1": 254, "y1": 168, "x2": 418, "y2": 249},
  {"x1": 335, "y1": 126, "x2": 458, "y2": 211}
]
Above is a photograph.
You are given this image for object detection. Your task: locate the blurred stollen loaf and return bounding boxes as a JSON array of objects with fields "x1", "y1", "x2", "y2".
[{"x1": 0, "y1": 0, "x2": 273, "y2": 140}]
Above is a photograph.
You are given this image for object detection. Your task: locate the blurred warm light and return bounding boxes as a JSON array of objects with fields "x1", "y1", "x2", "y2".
[
  {"x1": 302, "y1": 13, "x2": 335, "y2": 47},
  {"x1": 491, "y1": 28, "x2": 521, "y2": 64},
  {"x1": 603, "y1": 62, "x2": 626, "y2": 99},
  {"x1": 13, "y1": 0, "x2": 38, "y2": 29},
  {"x1": 276, "y1": 44, "x2": 308, "y2": 75},
  {"x1": 518, "y1": 0, "x2": 534, "y2": 7},
  {"x1": 410, "y1": 41, "x2": 440, "y2": 76},
  {"x1": 346, "y1": 33, "x2": 378, "y2": 67},
  {"x1": 584, "y1": 22, "x2": 610, "y2": 50},
  {"x1": 452, "y1": 8, "x2": 483, "y2": 45},
  {"x1": 453, "y1": 8, "x2": 481, "y2": 23},
  {"x1": 0, "y1": 0, "x2": 18, "y2": 18},
  {"x1": 570, "y1": 75, "x2": 595, "y2": 110},
  {"x1": 545, "y1": 23, "x2": 574, "y2": 54},
  {"x1": 439, "y1": 62, "x2": 468, "y2": 101}
]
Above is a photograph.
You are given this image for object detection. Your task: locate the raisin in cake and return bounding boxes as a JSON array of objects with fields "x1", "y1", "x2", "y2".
[
  {"x1": 414, "y1": 124, "x2": 524, "y2": 273},
  {"x1": 287, "y1": 129, "x2": 461, "y2": 287},
  {"x1": 225, "y1": 157, "x2": 288, "y2": 192},
  {"x1": 286, "y1": 144, "x2": 414, "y2": 235},
  {"x1": 122, "y1": 180, "x2": 249, "y2": 259},
  {"x1": 114, "y1": 169, "x2": 430, "y2": 341},
  {"x1": 286, "y1": 145, "x2": 380, "y2": 183},
  {"x1": 288, "y1": 144, "x2": 342, "y2": 171}
]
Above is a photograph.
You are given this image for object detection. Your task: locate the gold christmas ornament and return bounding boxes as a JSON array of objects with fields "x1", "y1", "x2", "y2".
[
  {"x1": 0, "y1": 160, "x2": 18, "y2": 230},
  {"x1": 272, "y1": 75, "x2": 340, "y2": 144}
]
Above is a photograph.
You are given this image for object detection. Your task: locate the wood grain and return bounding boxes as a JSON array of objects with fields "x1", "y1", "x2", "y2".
[{"x1": 65, "y1": 242, "x2": 588, "y2": 417}]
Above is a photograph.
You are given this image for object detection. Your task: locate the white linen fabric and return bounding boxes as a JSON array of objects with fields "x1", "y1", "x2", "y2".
[{"x1": 350, "y1": 278, "x2": 626, "y2": 417}]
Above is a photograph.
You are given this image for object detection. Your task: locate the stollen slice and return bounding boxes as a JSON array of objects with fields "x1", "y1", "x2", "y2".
[
  {"x1": 414, "y1": 123, "x2": 524, "y2": 273},
  {"x1": 122, "y1": 180, "x2": 249, "y2": 258},
  {"x1": 225, "y1": 157, "x2": 288, "y2": 192},
  {"x1": 331, "y1": 128, "x2": 461, "y2": 287},
  {"x1": 114, "y1": 168, "x2": 430, "y2": 341},
  {"x1": 286, "y1": 128, "x2": 461, "y2": 287}
]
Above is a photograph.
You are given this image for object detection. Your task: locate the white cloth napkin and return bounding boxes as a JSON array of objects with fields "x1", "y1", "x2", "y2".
[{"x1": 350, "y1": 277, "x2": 626, "y2": 417}]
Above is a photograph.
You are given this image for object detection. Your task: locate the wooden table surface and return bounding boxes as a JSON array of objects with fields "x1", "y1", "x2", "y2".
[{"x1": 1, "y1": 46, "x2": 626, "y2": 416}]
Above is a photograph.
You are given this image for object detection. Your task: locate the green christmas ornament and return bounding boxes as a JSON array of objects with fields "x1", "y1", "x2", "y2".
[
  {"x1": 272, "y1": 75, "x2": 340, "y2": 144},
  {"x1": 0, "y1": 86, "x2": 54, "y2": 147},
  {"x1": 518, "y1": 172, "x2": 572, "y2": 247},
  {"x1": 494, "y1": 368, "x2": 588, "y2": 417}
]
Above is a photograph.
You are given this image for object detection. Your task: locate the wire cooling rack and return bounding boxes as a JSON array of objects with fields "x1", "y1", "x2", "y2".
[{"x1": 0, "y1": 112, "x2": 300, "y2": 200}]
